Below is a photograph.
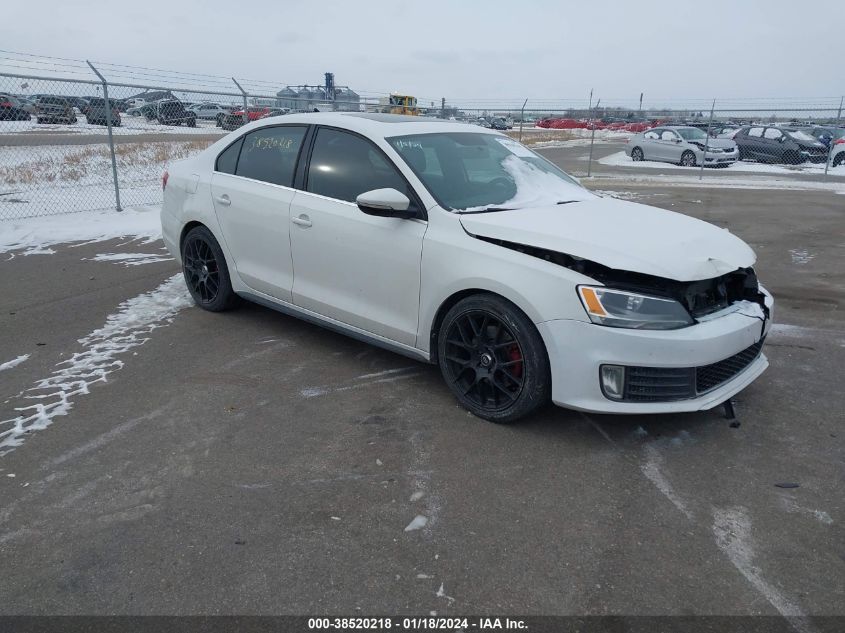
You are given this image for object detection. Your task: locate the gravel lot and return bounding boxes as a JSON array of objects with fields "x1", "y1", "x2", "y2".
[{"x1": 0, "y1": 145, "x2": 842, "y2": 619}]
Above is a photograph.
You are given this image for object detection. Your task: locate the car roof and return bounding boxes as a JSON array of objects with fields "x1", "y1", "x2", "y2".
[{"x1": 243, "y1": 111, "x2": 502, "y2": 139}]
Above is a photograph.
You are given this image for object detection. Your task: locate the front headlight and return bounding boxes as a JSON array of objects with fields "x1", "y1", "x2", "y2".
[{"x1": 578, "y1": 286, "x2": 694, "y2": 330}]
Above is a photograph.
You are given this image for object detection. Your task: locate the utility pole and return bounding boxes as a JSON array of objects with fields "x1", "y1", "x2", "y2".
[
  {"x1": 639, "y1": 92, "x2": 643, "y2": 114},
  {"x1": 441, "y1": 97, "x2": 445, "y2": 119}
]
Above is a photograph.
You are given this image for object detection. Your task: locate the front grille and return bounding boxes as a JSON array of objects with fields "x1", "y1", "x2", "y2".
[
  {"x1": 695, "y1": 338, "x2": 765, "y2": 394},
  {"x1": 620, "y1": 338, "x2": 765, "y2": 402}
]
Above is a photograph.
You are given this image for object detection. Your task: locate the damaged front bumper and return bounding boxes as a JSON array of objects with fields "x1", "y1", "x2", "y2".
[{"x1": 538, "y1": 286, "x2": 773, "y2": 414}]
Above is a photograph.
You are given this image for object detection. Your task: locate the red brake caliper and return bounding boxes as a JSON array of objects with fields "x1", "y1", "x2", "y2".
[{"x1": 507, "y1": 344, "x2": 523, "y2": 379}]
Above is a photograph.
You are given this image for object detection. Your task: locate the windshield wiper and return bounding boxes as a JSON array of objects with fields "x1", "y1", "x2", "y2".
[{"x1": 461, "y1": 206, "x2": 515, "y2": 214}]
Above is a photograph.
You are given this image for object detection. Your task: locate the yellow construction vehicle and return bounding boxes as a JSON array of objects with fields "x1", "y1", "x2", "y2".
[{"x1": 380, "y1": 94, "x2": 418, "y2": 115}]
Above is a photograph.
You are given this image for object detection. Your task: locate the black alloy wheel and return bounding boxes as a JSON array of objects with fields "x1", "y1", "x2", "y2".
[
  {"x1": 181, "y1": 226, "x2": 238, "y2": 311},
  {"x1": 438, "y1": 294, "x2": 550, "y2": 423},
  {"x1": 631, "y1": 146, "x2": 644, "y2": 161},
  {"x1": 680, "y1": 150, "x2": 697, "y2": 167}
]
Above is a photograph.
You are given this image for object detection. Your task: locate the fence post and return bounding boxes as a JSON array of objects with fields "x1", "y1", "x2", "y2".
[
  {"x1": 86, "y1": 61, "x2": 122, "y2": 212},
  {"x1": 587, "y1": 98, "x2": 600, "y2": 178},
  {"x1": 837, "y1": 96, "x2": 843, "y2": 124},
  {"x1": 518, "y1": 98, "x2": 528, "y2": 143},
  {"x1": 698, "y1": 99, "x2": 715, "y2": 181},
  {"x1": 232, "y1": 78, "x2": 249, "y2": 125}
]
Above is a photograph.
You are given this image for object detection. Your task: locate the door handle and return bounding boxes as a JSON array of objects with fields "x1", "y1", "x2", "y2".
[
  {"x1": 214, "y1": 194, "x2": 231, "y2": 207},
  {"x1": 291, "y1": 214, "x2": 312, "y2": 228}
]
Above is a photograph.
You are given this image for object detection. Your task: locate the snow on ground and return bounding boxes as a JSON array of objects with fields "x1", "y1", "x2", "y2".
[
  {"x1": 1, "y1": 206, "x2": 163, "y2": 256},
  {"x1": 599, "y1": 150, "x2": 845, "y2": 176},
  {"x1": 0, "y1": 275, "x2": 193, "y2": 454},
  {"x1": 0, "y1": 355, "x2": 29, "y2": 372},
  {"x1": 587, "y1": 172, "x2": 845, "y2": 194},
  {"x1": 86, "y1": 252, "x2": 173, "y2": 267},
  {"x1": 0, "y1": 115, "x2": 226, "y2": 137},
  {"x1": 0, "y1": 140, "x2": 210, "y2": 218}
]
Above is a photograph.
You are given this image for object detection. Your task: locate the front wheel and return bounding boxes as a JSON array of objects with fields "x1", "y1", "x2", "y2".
[
  {"x1": 680, "y1": 150, "x2": 697, "y2": 167},
  {"x1": 437, "y1": 294, "x2": 550, "y2": 423},
  {"x1": 181, "y1": 226, "x2": 239, "y2": 312},
  {"x1": 833, "y1": 152, "x2": 844, "y2": 168},
  {"x1": 631, "y1": 146, "x2": 644, "y2": 161}
]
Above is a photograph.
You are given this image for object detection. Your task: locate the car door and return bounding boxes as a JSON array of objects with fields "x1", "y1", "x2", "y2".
[
  {"x1": 655, "y1": 129, "x2": 681, "y2": 162},
  {"x1": 288, "y1": 126, "x2": 427, "y2": 346},
  {"x1": 210, "y1": 125, "x2": 308, "y2": 302},
  {"x1": 744, "y1": 127, "x2": 766, "y2": 160},
  {"x1": 639, "y1": 129, "x2": 660, "y2": 159},
  {"x1": 762, "y1": 128, "x2": 785, "y2": 161}
]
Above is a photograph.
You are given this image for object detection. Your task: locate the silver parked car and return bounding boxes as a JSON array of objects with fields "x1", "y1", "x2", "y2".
[{"x1": 626, "y1": 126, "x2": 738, "y2": 167}]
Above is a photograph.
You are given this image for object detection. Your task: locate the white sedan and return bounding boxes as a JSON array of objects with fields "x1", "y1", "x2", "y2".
[{"x1": 161, "y1": 113, "x2": 773, "y2": 422}]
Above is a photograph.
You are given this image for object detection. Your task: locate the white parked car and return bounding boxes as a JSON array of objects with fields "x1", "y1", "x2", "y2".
[
  {"x1": 161, "y1": 113, "x2": 773, "y2": 422},
  {"x1": 626, "y1": 126, "x2": 739, "y2": 167}
]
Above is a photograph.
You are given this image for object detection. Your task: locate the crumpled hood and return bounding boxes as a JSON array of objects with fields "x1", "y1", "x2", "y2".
[{"x1": 459, "y1": 197, "x2": 756, "y2": 281}]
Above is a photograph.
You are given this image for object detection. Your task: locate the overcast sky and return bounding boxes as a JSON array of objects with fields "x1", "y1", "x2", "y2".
[{"x1": 1, "y1": 0, "x2": 842, "y2": 107}]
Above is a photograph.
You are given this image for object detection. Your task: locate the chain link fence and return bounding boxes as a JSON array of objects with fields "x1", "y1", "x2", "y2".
[{"x1": 2, "y1": 61, "x2": 844, "y2": 221}]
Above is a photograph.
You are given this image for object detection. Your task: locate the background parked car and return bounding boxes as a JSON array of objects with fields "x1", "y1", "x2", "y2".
[
  {"x1": 805, "y1": 126, "x2": 845, "y2": 148},
  {"x1": 220, "y1": 106, "x2": 270, "y2": 130},
  {"x1": 85, "y1": 98, "x2": 122, "y2": 127},
  {"x1": 35, "y1": 96, "x2": 77, "y2": 124},
  {"x1": 189, "y1": 102, "x2": 232, "y2": 124},
  {"x1": 258, "y1": 108, "x2": 291, "y2": 119},
  {"x1": 626, "y1": 126, "x2": 738, "y2": 167},
  {"x1": 733, "y1": 126, "x2": 828, "y2": 164},
  {"x1": 156, "y1": 100, "x2": 197, "y2": 127},
  {"x1": 829, "y1": 140, "x2": 845, "y2": 168},
  {"x1": 0, "y1": 93, "x2": 32, "y2": 121}
]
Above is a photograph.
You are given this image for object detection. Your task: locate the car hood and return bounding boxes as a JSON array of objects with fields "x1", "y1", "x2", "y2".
[
  {"x1": 700, "y1": 138, "x2": 736, "y2": 149},
  {"x1": 459, "y1": 197, "x2": 756, "y2": 282}
]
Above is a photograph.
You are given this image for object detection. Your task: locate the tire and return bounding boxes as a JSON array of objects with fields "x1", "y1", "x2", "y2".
[
  {"x1": 216, "y1": 113, "x2": 224, "y2": 126},
  {"x1": 437, "y1": 294, "x2": 550, "y2": 423},
  {"x1": 833, "y1": 152, "x2": 844, "y2": 168},
  {"x1": 631, "y1": 146, "x2": 644, "y2": 162},
  {"x1": 680, "y1": 150, "x2": 696, "y2": 167},
  {"x1": 188, "y1": 117, "x2": 196, "y2": 128},
  {"x1": 37, "y1": 118, "x2": 43, "y2": 124},
  {"x1": 181, "y1": 226, "x2": 239, "y2": 312}
]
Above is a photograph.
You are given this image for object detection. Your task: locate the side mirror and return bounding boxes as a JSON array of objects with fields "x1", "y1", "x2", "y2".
[
  {"x1": 674, "y1": 138, "x2": 683, "y2": 143},
  {"x1": 778, "y1": 136, "x2": 786, "y2": 143},
  {"x1": 356, "y1": 188, "x2": 415, "y2": 219}
]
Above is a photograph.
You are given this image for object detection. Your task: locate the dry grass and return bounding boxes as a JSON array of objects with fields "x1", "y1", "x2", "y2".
[
  {"x1": 0, "y1": 140, "x2": 213, "y2": 187},
  {"x1": 504, "y1": 129, "x2": 576, "y2": 145}
]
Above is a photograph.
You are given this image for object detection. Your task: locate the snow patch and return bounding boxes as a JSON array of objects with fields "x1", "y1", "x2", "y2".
[
  {"x1": 0, "y1": 355, "x2": 29, "y2": 372},
  {"x1": 404, "y1": 515, "x2": 428, "y2": 532},
  {"x1": 0, "y1": 207, "x2": 163, "y2": 255},
  {"x1": 640, "y1": 445, "x2": 693, "y2": 519},
  {"x1": 713, "y1": 507, "x2": 812, "y2": 630},
  {"x1": 0, "y1": 275, "x2": 192, "y2": 453},
  {"x1": 87, "y1": 252, "x2": 173, "y2": 267},
  {"x1": 789, "y1": 249, "x2": 815, "y2": 265}
]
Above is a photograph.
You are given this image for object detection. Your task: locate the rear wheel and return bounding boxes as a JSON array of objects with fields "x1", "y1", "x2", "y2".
[
  {"x1": 181, "y1": 226, "x2": 239, "y2": 312},
  {"x1": 680, "y1": 150, "x2": 697, "y2": 167},
  {"x1": 437, "y1": 294, "x2": 550, "y2": 423},
  {"x1": 631, "y1": 146, "x2": 644, "y2": 161}
]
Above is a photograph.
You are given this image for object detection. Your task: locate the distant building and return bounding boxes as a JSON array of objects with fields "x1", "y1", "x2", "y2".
[{"x1": 275, "y1": 75, "x2": 361, "y2": 112}]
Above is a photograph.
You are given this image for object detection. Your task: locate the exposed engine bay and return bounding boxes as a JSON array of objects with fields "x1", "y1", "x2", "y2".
[{"x1": 479, "y1": 236, "x2": 770, "y2": 320}]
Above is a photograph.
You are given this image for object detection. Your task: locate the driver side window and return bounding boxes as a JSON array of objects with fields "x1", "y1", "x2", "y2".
[{"x1": 307, "y1": 128, "x2": 419, "y2": 211}]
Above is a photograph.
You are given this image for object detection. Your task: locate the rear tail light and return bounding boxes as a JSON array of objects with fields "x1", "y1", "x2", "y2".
[
  {"x1": 162, "y1": 170, "x2": 169, "y2": 191},
  {"x1": 834, "y1": 138, "x2": 845, "y2": 145}
]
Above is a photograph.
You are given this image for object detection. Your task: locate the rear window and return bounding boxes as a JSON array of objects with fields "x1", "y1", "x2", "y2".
[
  {"x1": 39, "y1": 97, "x2": 66, "y2": 105},
  {"x1": 235, "y1": 126, "x2": 307, "y2": 186}
]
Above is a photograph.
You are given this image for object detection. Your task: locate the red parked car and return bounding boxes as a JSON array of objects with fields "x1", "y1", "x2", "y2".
[{"x1": 231, "y1": 106, "x2": 271, "y2": 121}]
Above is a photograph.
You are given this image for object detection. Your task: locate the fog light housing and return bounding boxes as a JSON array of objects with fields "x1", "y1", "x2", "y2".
[{"x1": 600, "y1": 365, "x2": 625, "y2": 400}]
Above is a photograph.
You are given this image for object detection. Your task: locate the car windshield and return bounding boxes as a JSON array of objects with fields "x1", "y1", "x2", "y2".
[
  {"x1": 787, "y1": 130, "x2": 817, "y2": 142},
  {"x1": 676, "y1": 128, "x2": 708, "y2": 140},
  {"x1": 387, "y1": 132, "x2": 592, "y2": 212}
]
